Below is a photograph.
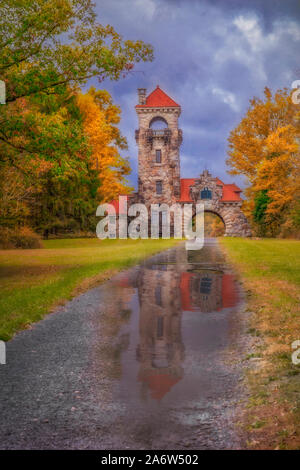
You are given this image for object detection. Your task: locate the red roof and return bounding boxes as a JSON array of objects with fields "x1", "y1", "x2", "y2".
[
  {"x1": 178, "y1": 178, "x2": 242, "y2": 202},
  {"x1": 136, "y1": 85, "x2": 180, "y2": 108},
  {"x1": 180, "y1": 272, "x2": 238, "y2": 312},
  {"x1": 220, "y1": 184, "x2": 242, "y2": 202},
  {"x1": 110, "y1": 195, "x2": 129, "y2": 214},
  {"x1": 111, "y1": 178, "x2": 242, "y2": 209},
  {"x1": 138, "y1": 371, "x2": 182, "y2": 401},
  {"x1": 178, "y1": 178, "x2": 196, "y2": 202},
  {"x1": 221, "y1": 274, "x2": 238, "y2": 308}
]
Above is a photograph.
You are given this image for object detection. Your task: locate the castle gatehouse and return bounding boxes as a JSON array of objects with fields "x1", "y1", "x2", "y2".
[{"x1": 115, "y1": 86, "x2": 251, "y2": 237}]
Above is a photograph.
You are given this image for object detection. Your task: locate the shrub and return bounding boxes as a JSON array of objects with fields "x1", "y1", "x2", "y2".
[
  {"x1": 0, "y1": 227, "x2": 14, "y2": 249},
  {"x1": 0, "y1": 227, "x2": 43, "y2": 249}
]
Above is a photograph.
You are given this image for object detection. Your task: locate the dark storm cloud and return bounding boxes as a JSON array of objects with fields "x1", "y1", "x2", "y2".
[{"x1": 88, "y1": 0, "x2": 300, "y2": 188}]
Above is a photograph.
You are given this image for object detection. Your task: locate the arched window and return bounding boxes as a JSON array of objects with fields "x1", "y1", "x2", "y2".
[
  {"x1": 149, "y1": 117, "x2": 168, "y2": 130},
  {"x1": 201, "y1": 187, "x2": 212, "y2": 199}
]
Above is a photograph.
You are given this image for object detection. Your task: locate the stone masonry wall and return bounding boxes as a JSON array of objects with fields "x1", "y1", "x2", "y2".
[
  {"x1": 190, "y1": 170, "x2": 252, "y2": 237},
  {"x1": 135, "y1": 107, "x2": 182, "y2": 210},
  {"x1": 134, "y1": 92, "x2": 251, "y2": 238}
]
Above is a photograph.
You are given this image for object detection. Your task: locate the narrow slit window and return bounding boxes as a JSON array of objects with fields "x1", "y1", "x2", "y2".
[
  {"x1": 156, "y1": 149, "x2": 162, "y2": 163},
  {"x1": 155, "y1": 286, "x2": 162, "y2": 306},
  {"x1": 157, "y1": 316, "x2": 164, "y2": 338},
  {"x1": 156, "y1": 181, "x2": 162, "y2": 194}
]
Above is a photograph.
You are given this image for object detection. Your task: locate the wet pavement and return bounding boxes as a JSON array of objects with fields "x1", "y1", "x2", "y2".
[{"x1": 0, "y1": 239, "x2": 246, "y2": 449}]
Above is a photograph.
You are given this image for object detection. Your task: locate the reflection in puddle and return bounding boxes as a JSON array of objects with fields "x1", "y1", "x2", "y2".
[
  {"x1": 0, "y1": 240, "x2": 243, "y2": 450},
  {"x1": 136, "y1": 262, "x2": 184, "y2": 401},
  {"x1": 105, "y1": 240, "x2": 240, "y2": 404}
]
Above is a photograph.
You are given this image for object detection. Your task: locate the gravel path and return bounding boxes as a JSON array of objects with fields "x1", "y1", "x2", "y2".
[{"x1": 0, "y1": 239, "x2": 247, "y2": 449}]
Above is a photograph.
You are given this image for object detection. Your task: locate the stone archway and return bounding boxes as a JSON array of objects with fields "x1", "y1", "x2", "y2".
[
  {"x1": 192, "y1": 201, "x2": 251, "y2": 237},
  {"x1": 217, "y1": 204, "x2": 251, "y2": 237},
  {"x1": 133, "y1": 87, "x2": 251, "y2": 238},
  {"x1": 189, "y1": 171, "x2": 252, "y2": 237},
  {"x1": 204, "y1": 210, "x2": 226, "y2": 237}
]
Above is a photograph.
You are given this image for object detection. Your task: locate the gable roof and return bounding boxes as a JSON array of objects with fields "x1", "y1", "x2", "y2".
[
  {"x1": 138, "y1": 370, "x2": 182, "y2": 401},
  {"x1": 110, "y1": 195, "x2": 129, "y2": 214},
  {"x1": 220, "y1": 184, "x2": 242, "y2": 202},
  {"x1": 111, "y1": 179, "x2": 242, "y2": 206},
  {"x1": 180, "y1": 272, "x2": 238, "y2": 312},
  {"x1": 178, "y1": 178, "x2": 242, "y2": 202},
  {"x1": 136, "y1": 85, "x2": 180, "y2": 108},
  {"x1": 178, "y1": 178, "x2": 196, "y2": 202}
]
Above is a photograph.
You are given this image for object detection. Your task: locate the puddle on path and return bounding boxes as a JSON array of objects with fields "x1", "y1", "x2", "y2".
[
  {"x1": 88, "y1": 239, "x2": 243, "y2": 449},
  {"x1": 0, "y1": 239, "x2": 245, "y2": 450}
]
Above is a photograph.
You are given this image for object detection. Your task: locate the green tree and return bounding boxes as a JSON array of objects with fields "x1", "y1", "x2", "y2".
[
  {"x1": 0, "y1": 0, "x2": 153, "y2": 168},
  {"x1": 253, "y1": 190, "x2": 270, "y2": 236},
  {"x1": 0, "y1": 0, "x2": 153, "y2": 239}
]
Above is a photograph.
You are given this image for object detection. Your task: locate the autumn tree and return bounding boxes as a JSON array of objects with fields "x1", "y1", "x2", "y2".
[
  {"x1": 0, "y1": 0, "x2": 152, "y2": 169},
  {"x1": 0, "y1": 88, "x2": 99, "y2": 236},
  {"x1": 0, "y1": 0, "x2": 153, "y2": 239},
  {"x1": 227, "y1": 87, "x2": 300, "y2": 237},
  {"x1": 77, "y1": 88, "x2": 133, "y2": 202}
]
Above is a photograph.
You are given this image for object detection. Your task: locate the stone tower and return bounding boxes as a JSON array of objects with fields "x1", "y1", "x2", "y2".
[{"x1": 135, "y1": 86, "x2": 182, "y2": 208}]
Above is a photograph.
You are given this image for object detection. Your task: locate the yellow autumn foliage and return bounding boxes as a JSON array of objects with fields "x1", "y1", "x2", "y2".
[
  {"x1": 227, "y1": 87, "x2": 300, "y2": 236},
  {"x1": 77, "y1": 88, "x2": 133, "y2": 202}
]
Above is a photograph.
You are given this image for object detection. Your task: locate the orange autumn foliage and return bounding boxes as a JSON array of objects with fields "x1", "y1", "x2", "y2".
[
  {"x1": 77, "y1": 88, "x2": 133, "y2": 202},
  {"x1": 227, "y1": 87, "x2": 300, "y2": 236}
]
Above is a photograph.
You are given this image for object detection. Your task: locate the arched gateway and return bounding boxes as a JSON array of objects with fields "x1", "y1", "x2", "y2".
[
  {"x1": 182, "y1": 170, "x2": 252, "y2": 237},
  {"x1": 125, "y1": 85, "x2": 251, "y2": 237}
]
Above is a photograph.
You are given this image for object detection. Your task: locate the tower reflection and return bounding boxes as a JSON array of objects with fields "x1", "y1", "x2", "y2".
[
  {"x1": 135, "y1": 247, "x2": 238, "y2": 401},
  {"x1": 136, "y1": 261, "x2": 184, "y2": 401}
]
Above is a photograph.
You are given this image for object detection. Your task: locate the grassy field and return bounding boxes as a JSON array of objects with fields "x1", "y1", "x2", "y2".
[
  {"x1": 0, "y1": 238, "x2": 179, "y2": 341},
  {"x1": 220, "y1": 238, "x2": 300, "y2": 450}
]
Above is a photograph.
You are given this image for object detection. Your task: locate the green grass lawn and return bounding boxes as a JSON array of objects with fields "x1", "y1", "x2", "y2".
[
  {"x1": 220, "y1": 238, "x2": 300, "y2": 450},
  {"x1": 0, "y1": 238, "x2": 179, "y2": 341}
]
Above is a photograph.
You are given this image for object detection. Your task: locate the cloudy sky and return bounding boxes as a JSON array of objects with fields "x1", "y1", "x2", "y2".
[{"x1": 88, "y1": 0, "x2": 300, "y2": 189}]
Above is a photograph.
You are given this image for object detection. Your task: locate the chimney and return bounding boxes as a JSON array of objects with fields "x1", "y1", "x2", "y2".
[{"x1": 137, "y1": 88, "x2": 146, "y2": 105}]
